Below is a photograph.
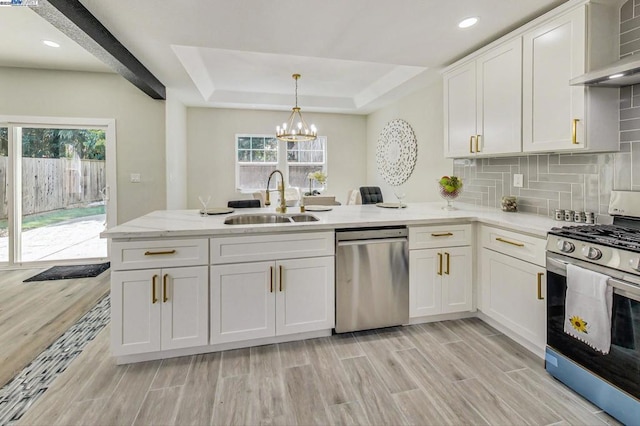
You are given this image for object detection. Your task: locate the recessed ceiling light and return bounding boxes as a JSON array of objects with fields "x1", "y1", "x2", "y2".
[
  {"x1": 609, "y1": 73, "x2": 625, "y2": 79},
  {"x1": 42, "y1": 40, "x2": 60, "y2": 48},
  {"x1": 458, "y1": 17, "x2": 479, "y2": 29}
]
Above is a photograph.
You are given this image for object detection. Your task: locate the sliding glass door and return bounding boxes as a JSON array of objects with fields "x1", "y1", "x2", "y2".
[
  {"x1": 0, "y1": 118, "x2": 116, "y2": 266},
  {"x1": 0, "y1": 127, "x2": 7, "y2": 263}
]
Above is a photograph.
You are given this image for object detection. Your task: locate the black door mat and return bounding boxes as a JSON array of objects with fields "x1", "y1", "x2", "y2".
[{"x1": 24, "y1": 262, "x2": 110, "y2": 282}]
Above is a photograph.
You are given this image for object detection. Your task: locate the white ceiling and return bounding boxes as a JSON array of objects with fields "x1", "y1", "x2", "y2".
[{"x1": 0, "y1": 0, "x2": 568, "y2": 114}]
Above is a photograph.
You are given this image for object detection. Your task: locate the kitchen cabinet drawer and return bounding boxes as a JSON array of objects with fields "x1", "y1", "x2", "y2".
[
  {"x1": 481, "y1": 226, "x2": 545, "y2": 267},
  {"x1": 409, "y1": 224, "x2": 472, "y2": 250},
  {"x1": 210, "y1": 231, "x2": 334, "y2": 264},
  {"x1": 111, "y1": 239, "x2": 208, "y2": 271}
]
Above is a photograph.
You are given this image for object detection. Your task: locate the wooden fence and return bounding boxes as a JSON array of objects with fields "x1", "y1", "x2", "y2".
[{"x1": 0, "y1": 156, "x2": 105, "y2": 220}]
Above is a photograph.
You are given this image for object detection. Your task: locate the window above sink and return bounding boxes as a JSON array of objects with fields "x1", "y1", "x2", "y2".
[{"x1": 235, "y1": 134, "x2": 327, "y2": 193}]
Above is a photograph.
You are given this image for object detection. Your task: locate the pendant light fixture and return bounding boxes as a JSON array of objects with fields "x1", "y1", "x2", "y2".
[{"x1": 276, "y1": 73, "x2": 317, "y2": 142}]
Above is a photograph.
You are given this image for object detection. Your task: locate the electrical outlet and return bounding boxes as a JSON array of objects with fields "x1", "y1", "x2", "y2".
[
  {"x1": 513, "y1": 174, "x2": 523, "y2": 188},
  {"x1": 130, "y1": 173, "x2": 141, "y2": 183}
]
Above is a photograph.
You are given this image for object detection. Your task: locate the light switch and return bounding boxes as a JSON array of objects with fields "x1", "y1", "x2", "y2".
[
  {"x1": 513, "y1": 174, "x2": 523, "y2": 188},
  {"x1": 130, "y1": 173, "x2": 141, "y2": 183}
]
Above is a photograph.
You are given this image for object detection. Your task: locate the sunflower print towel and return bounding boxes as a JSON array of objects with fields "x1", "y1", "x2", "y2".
[{"x1": 564, "y1": 264, "x2": 613, "y2": 354}]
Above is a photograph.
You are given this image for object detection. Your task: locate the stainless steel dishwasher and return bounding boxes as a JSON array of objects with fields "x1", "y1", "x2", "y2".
[{"x1": 335, "y1": 227, "x2": 409, "y2": 333}]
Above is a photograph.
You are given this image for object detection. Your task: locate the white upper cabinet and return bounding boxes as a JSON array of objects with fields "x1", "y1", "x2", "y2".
[
  {"x1": 444, "y1": 61, "x2": 477, "y2": 157},
  {"x1": 522, "y1": 5, "x2": 618, "y2": 153},
  {"x1": 477, "y1": 38, "x2": 523, "y2": 156},
  {"x1": 444, "y1": 0, "x2": 619, "y2": 158},
  {"x1": 444, "y1": 38, "x2": 522, "y2": 158}
]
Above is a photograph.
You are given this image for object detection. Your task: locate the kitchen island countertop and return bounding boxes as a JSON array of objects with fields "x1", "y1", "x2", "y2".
[{"x1": 102, "y1": 202, "x2": 563, "y2": 240}]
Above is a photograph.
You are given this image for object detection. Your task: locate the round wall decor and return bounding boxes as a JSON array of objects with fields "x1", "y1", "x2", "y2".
[{"x1": 376, "y1": 119, "x2": 417, "y2": 186}]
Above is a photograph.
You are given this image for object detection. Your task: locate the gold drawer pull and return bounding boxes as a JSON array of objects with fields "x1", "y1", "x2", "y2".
[
  {"x1": 571, "y1": 119, "x2": 579, "y2": 144},
  {"x1": 431, "y1": 232, "x2": 453, "y2": 237},
  {"x1": 163, "y1": 274, "x2": 169, "y2": 303},
  {"x1": 495, "y1": 237, "x2": 524, "y2": 247},
  {"x1": 144, "y1": 250, "x2": 176, "y2": 256},
  {"x1": 476, "y1": 135, "x2": 481, "y2": 152},
  {"x1": 269, "y1": 266, "x2": 274, "y2": 293},
  {"x1": 537, "y1": 272, "x2": 544, "y2": 300},
  {"x1": 152, "y1": 274, "x2": 158, "y2": 304},
  {"x1": 445, "y1": 252, "x2": 450, "y2": 275},
  {"x1": 469, "y1": 135, "x2": 475, "y2": 153},
  {"x1": 279, "y1": 265, "x2": 284, "y2": 291},
  {"x1": 437, "y1": 253, "x2": 443, "y2": 276}
]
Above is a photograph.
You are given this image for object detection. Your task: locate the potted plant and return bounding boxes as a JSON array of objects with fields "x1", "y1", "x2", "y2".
[
  {"x1": 437, "y1": 175, "x2": 463, "y2": 210},
  {"x1": 305, "y1": 171, "x2": 327, "y2": 196}
]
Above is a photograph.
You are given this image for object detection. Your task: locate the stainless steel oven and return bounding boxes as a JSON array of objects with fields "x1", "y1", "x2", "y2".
[{"x1": 545, "y1": 191, "x2": 640, "y2": 424}]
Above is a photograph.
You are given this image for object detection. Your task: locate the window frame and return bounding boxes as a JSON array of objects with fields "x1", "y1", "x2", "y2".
[{"x1": 235, "y1": 134, "x2": 327, "y2": 193}]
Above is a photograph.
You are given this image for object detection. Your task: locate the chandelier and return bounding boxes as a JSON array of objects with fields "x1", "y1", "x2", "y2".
[{"x1": 276, "y1": 74, "x2": 317, "y2": 142}]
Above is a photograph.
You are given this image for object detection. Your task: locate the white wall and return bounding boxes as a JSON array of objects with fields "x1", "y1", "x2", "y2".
[
  {"x1": 187, "y1": 108, "x2": 367, "y2": 208},
  {"x1": 366, "y1": 76, "x2": 452, "y2": 202},
  {"x1": 0, "y1": 67, "x2": 166, "y2": 224},
  {"x1": 165, "y1": 89, "x2": 187, "y2": 209}
]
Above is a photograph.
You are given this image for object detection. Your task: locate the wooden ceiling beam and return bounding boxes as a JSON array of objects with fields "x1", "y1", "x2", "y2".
[{"x1": 31, "y1": 0, "x2": 166, "y2": 100}]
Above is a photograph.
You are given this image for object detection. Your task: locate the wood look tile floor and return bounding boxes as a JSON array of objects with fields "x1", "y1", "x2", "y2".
[
  {"x1": 18, "y1": 317, "x2": 622, "y2": 426},
  {"x1": 0, "y1": 268, "x2": 110, "y2": 388}
]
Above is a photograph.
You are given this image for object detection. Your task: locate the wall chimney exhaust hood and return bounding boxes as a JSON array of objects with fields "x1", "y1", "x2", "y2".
[{"x1": 571, "y1": 55, "x2": 640, "y2": 87}]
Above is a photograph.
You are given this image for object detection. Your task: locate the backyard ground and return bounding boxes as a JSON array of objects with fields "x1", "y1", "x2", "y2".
[{"x1": 0, "y1": 207, "x2": 107, "y2": 262}]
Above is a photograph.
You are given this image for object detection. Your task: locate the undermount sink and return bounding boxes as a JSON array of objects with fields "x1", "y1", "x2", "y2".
[
  {"x1": 224, "y1": 213, "x2": 319, "y2": 225},
  {"x1": 289, "y1": 214, "x2": 319, "y2": 222}
]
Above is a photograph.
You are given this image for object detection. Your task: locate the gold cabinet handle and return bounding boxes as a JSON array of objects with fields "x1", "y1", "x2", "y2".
[
  {"x1": 469, "y1": 135, "x2": 475, "y2": 153},
  {"x1": 431, "y1": 232, "x2": 453, "y2": 237},
  {"x1": 571, "y1": 119, "x2": 579, "y2": 144},
  {"x1": 476, "y1": 134, "x2": 481, "y2": 152},
  {"x1": 152, "y1": 274, "x2": 158, "y2": 304},
  {"x1": 269, "y1": 266, "x2": 274, "y2": 293},
  {"x1": 144, "y1": 250, "x2": 176, "y2": 256},
  {"x1": 537, "y1": 272, "x2": 544, "y2": 300},
  {"x1": 437, "y1": 253, "x2": 442, "y2": 276},
  {"x1": 445, "y1": 252, "x2": 450, "y2": 275},
  {"x1": 279, "y1": 265, "x2": 284, "y2": 291},
  {"x1": 495, "y1": 237, "x2": 525, "y2": 247},
  {"x1": 163, "y1": 274, "x2": 169, "y2": 303}
]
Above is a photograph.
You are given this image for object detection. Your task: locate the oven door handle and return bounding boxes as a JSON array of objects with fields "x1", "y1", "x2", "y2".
[{"x1": 547, "y1": 257, "x2": 640, "y2": 303}]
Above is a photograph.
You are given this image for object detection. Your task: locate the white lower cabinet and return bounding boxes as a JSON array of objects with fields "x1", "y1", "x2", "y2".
[
  {"x1": 481, "y1": 249, "x2": 545, "y2": 349},
  {"x1": 409, "y1": 246, "x2": 472, "y2": 317},
  {"x1": 111, "y1": 266, "x2": 209, "y2": 356},
  {"x1": 479, "y1": 225, "x2": 547, "y2": 354},
  {"x1": 210, "y1": 256, "x2": 335, "y2": 344}
]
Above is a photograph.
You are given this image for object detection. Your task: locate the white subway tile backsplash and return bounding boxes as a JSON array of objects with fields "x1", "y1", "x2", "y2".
[
  {"x1": 454, "y1": 152, "x2": 620, "y2": 216},
  {"x1": 537, "y1": 173, "x2": 583, "y2": 183}
]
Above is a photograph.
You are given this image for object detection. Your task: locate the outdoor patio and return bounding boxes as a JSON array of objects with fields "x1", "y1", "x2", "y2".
[{"x1": 0, "y1": 214, "x2": 107, "y2": 263}]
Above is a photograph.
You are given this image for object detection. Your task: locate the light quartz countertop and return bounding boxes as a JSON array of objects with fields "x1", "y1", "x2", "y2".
[{"x1": 102, "y1": 202, "x2": 562, "y2": 240}]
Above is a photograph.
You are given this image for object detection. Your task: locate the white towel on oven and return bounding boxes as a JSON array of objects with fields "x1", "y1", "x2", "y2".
[{"x1": 564, "y1": 264, "x2": 613, "y2": 354}]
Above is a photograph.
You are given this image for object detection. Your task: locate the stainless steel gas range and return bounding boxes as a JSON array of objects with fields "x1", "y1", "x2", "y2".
[{"x1": 545, "y1": 191, "x2": 640, "y2": 423}]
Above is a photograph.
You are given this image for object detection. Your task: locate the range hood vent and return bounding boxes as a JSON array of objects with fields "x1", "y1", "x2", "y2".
[{"x1": 571, "y1": 55, "x2": 640, "y2": 87}]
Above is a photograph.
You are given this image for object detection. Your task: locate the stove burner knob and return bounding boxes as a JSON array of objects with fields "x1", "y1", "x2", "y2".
[
  {"x1": 556, "y1": 240, "x2": 575, "y2": 253},
  {"x1": 581, "y1": 246, "x2": 602, "y2": 260}
]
